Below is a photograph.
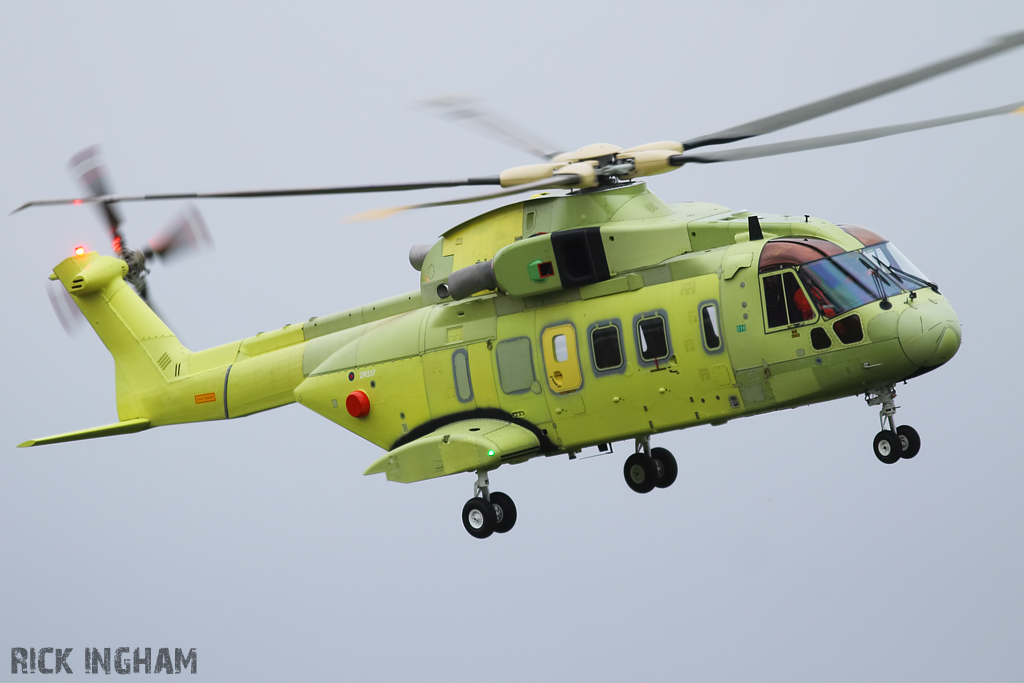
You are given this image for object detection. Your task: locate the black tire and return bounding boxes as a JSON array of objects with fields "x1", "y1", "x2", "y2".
[
  {"x1": 623, "y1": 452, "x2": 657, "y2": 494},
  {"x1": 489, "y1": 491, "x2": 517, "y2": 533},
  {"x1": 462, "y1": 497, "x2": 497, "y2": 539},
  {"x1": 873, "y1": 430, "x2": 901, "y2": 465},
  {"x1": 650, "y1": 447, "x2": 678, "y2": 489},
  {"x1": 897, "y1": 425, "x2": 921, "y2": 459}
]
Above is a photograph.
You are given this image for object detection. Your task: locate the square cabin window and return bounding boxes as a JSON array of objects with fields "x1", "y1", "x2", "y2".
[
  {"x1": 637, "y1": 316, "x2": 669, "y2": 363},
  {"x1": 591, "y1": 325, "x2": 623, "y2": 371}
]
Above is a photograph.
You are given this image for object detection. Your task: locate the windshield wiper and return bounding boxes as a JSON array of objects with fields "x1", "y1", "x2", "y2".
[
  {"x1": 887, "y1": 264, "x2": 939, "y2": 294},
  {"x1": 867, "y1": 254, "x2": 940, "y2": 294},
  {"x1": 859, "y1": 257, "x2": 894, "y2": 310}
]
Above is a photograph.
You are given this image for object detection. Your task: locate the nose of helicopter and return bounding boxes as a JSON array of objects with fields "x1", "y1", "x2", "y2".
[{"x1": 897, "y1": 295, "x2": 962, "y2": 367}]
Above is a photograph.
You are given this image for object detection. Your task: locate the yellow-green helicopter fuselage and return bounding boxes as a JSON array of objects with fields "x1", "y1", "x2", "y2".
[{"x1": 23, "y1": 183, "x2": 960, "y2": 511}]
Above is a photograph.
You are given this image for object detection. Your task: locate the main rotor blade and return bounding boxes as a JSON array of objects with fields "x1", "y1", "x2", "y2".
[
  {"x1": 420, "y1": 95, "x2": 563, "y2": 160},
  {"x1": 13, "y1": 177, "x2": 503, "y2": 214},
  {"x1": 683, "y1": 29, "x2": 1024, "y2": 150},
  {"x1": 346, "y1": 175, "x2": 580, "y2": 222},
  {"x1": 676, "y1": 101, "x2": 1024, "y2": 164}
]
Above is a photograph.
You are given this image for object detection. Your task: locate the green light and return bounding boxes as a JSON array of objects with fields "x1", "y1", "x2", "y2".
[{"x1": 488, "y1": 449, "x2": 496, "y2": 456}]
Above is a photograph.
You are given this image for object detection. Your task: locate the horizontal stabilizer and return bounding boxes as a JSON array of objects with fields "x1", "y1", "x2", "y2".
[
  {"x1": 364, "y1": 418, "x2": 540, "y2": 483},
  {"x1": 18, "y1": 418, "x2": 151, "y2": 448}
]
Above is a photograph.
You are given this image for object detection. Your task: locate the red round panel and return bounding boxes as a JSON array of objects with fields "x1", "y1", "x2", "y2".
[{"x1": 346, "y1": 390, "x2": 371, "y2": 418}]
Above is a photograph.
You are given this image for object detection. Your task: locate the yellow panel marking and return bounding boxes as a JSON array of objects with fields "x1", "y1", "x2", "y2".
[{"x1": 194, "y1": 392, "x2": 216, "y2": 404}]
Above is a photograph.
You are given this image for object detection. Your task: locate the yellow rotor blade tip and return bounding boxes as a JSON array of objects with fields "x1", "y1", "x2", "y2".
[
  {"x1": 1014, "y1": 105, "x2": 1024, "y2": 115},
  {"x1": 344, "y1": 206, "x2": 410, "y2": 223}
]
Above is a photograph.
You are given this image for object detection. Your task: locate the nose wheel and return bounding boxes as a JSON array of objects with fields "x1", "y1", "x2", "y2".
[
  {"x1": 623, "y1": 438, "x2": 678, "y2": 493},
  {"x1": 867, "y1": 386, "x2": 922, "y2": 464},
  {"x1": 461, "y1": 471, "x2": 518, "y2": 539}
]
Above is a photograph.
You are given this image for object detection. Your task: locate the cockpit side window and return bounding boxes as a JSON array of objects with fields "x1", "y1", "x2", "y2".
[
  {"x1": 763, "y1": 274, "x2": 788, "y2": 328},
  {"x1": 762, "y1": 270, "x2": 816, "y2": 330},
  {"x1": 784, "y1": 272, "x2": 815, "y2": 323}
]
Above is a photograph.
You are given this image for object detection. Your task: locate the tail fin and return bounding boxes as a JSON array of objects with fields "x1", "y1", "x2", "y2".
[
  {"x1": 52, "y1": 251, "x2": 190, "y2": 422},
  {"x1": 26, "y1": 250, "x2": 301, "y2": 447}
]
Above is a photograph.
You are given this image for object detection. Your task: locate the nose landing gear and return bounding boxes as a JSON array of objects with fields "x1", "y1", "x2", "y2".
[
  {"x1": 461, "y1": 471, "x2": 518, "y2": 539},
  {"x1": 866, "y1": 385, "x2": 922, "y2": 464},
  {"x1": 623, "y1": 437, "x2": 678, "y2": 493}
]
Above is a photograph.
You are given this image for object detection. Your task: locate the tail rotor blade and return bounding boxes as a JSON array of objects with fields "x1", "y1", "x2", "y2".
[
  {"x1": 46, "y1": 279, "x2": 84, "y2": 336},
  {"x1": 147, "y1": 205, "x2": 213, "y2": 261},
  {"x1": 68, "y1": 145, "x2": 123, "y2": 247}
]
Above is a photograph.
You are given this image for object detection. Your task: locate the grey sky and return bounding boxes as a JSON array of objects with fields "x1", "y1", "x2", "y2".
[{"x1": 2, "y1": 1, "x2": 1023, "y2": 680}]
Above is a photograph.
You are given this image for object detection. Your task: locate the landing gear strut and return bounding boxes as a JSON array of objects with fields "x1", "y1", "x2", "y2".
[
  {"x1": 866, "y1": 385, "x2": 921, "y2": 464},
  {"x1": 461, "y1": 471, "x2": 517, "y2": 539},
  {"x1": 623, "y1": 437, "x2": 677, "y2": 493}
]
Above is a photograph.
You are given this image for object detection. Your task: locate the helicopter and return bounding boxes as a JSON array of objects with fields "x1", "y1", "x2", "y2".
[{"x1": 14, "y1": 31, "x2": 1023, "y2": 538}]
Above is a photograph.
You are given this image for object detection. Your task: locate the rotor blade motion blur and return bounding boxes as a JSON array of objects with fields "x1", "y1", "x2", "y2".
[
  {"x1": 68, "y1": 146, "x2": 124, "y2": 252},
  {"x1": 347, "y1": 175, "x2": 580, "y2": 222},
  {"x1": 682, "y1": 30, "x2": 1024, "y2": 150},
  {"x1": 146, "y1": 205, "x2": 212, "y2": 261},
  {"x1": 676, "y1": 101, "x2": 1024, "y2": 164},
  {"x1": 46, "y1": 279, "x2": 84, "y2": 336},
  {"x1": 420, "y1": 95, "x2": 563, "y2": 160}
]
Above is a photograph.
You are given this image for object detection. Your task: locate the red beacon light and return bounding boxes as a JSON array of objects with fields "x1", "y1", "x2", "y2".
[
  {"x1": 72, "y1": 199, "x2": 82, "y2": 206},
  {"x1": 74, "y1": 246, "x2": 85, "y2": 256}
]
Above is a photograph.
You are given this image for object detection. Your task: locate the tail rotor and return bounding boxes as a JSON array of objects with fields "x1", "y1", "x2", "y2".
[{"x1": 47, "y1": 146, "x2": 213, "y2": 333}]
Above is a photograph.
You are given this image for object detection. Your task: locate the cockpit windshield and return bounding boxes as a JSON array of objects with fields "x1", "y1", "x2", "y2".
[
  {"x1": 860, "y1": 242, "x2": 931, "y2": 287},
  {"x1": 798, "y1": 250, "x2": 903, "y2": 318}
]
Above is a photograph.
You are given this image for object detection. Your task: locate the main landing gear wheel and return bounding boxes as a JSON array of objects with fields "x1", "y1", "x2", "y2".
[
  {"x1": 462, "y1": 498, "x2": 497, "y2": 539},
  {"x1": 873, "y1": 430, "x2": 901, "y2": 465},
  {"x1": 489, "y1": 491, "x2": 517, "y2": 533},
  {"x1": 624, "y1": 452, "x2": 657, "y2": 494},
  {"x1": 650, "y1": 447, "x2": 678, "y2": 489},
  {"x1": 897, "y1": 425, "x2": 921, "y2": 459}
]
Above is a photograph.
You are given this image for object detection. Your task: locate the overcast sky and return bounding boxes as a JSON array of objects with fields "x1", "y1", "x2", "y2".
[{"x1": 2, "y1": 1, "x2": 1023, "y2": 681}]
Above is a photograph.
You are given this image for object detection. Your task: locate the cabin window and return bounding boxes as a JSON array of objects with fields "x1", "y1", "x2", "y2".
[
  {"x1": 451, "y1": 348, "x2": 473, "y2": 403},
  {"x1": 811, "y1": 327, "x2": 832, "y2": 350},
  {"x1": 762, "y1": 270, "x2": 816, "y2": 330},
  {"x1": 591, "y1": 325, "x2": 623, "y2": 371},
  {"x1": 541, "y1": 324, "x2": 582, "y2": 393},
  {"x1": 634, "y1": 312, "x2": 671, "y2": 367},
  {"x1": 700, "y1": 302, "x2": 722, "y2": 352},
  {"x1": 833, "y1": 315, "x2": 864, "y2": 345},
  {"x1": 588, "y1": 320, "x2": 625, "y2": 375},
  {"x1": 553, "y1": 334, "x2": 569, "y2": 362},
  {"x1": 496, "y1": 337, "x2": 535, "y2": 394}
]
